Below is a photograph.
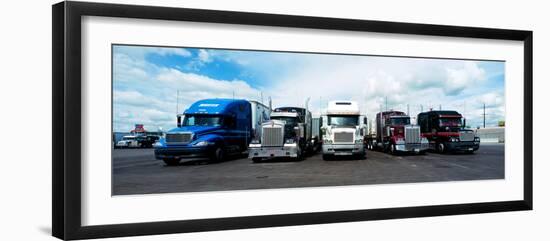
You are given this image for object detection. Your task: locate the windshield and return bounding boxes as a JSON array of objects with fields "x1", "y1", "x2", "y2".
[
  {"x1": 439, "y1": 118, "x2": 462, "y2": 127},
  {"x1": 389, "y1": 117, "x2": 410, "y2": 125},
  {"x1": 183, "y1": 115, "x2": 223, "y2": 127},
  {"x1": 328, "y1": 115, "x2": 358, "y2": 126},
  {"x1": 271, "y1": 116, "x2": 298, "y2": 126},
  {"x1": 122, "y1": 136, "x2": 135, "y2": 140}
]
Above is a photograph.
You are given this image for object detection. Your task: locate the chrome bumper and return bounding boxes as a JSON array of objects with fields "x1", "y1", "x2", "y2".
[
  {"x1": 395, "y1": 142, "x2": 429, "y2": 152},
  {"x1": 248, "y1": 144, "x2": 299, "y2": 158},
  {"x1": 322, "y1": 143, "x2": 365, "y2": 155}
]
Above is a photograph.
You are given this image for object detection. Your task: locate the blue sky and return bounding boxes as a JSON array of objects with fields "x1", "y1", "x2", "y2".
[{"x1": 112, "y1": 45, "x2": 505, "y2": 132}]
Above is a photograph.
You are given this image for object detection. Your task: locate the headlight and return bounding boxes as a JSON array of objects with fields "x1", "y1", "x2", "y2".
[
  {"x1": 251, "y1": 139, "x2": 260, "y2": 144},
  {"x1": 324, "y1": 139, "x2": 332, "y2": 144},
  {"x1": 194, "y1": 141, "x2": 213, "y2": 146},
  {"x1": 355, "y1": 139, "x2": 363, "y2": 144},
  {"x1": 285, "y1": 138, "x2": 295, "y2": 144}
]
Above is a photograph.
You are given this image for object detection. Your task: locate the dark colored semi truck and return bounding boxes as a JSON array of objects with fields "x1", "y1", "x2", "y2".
[
  {"x1": 417, "y1": 110, "x2": 480, "y2": 153},
  {"x1": 248, "y1": 102, "x2": 320, "y2": 162}
]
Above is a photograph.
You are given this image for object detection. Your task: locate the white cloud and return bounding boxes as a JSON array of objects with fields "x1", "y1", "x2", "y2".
[
  {"x1": 154, "y1": 48, "x2": 192, "y2": 57},
  {"x1": 443, "y1": 62, "x2": 486, "y2": 95},
  {"x1": 198, "y1": 49, "x2": 212, "y2": 63}
]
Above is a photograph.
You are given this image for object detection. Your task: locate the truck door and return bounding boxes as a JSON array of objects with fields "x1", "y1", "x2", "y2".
[{"x1": 233, "y1": 102, "x2": 252, "y2": 151}]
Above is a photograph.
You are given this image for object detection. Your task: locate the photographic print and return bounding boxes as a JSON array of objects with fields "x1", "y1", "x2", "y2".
[
  {"x1": 53, "y1": 3, "x2": 532, "y2": 239},
  {"x1": 112, "y1": 44, "x2": 505, "y2": 195}
]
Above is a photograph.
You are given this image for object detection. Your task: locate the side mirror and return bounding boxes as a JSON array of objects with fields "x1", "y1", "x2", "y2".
[
  {"x1": 462, "y1": 118, "x2": 466, "y2": 128},
  {"x1": 363, "y1": 117, "x2": 368, "y2": 125},
  {"x1": 177, "y1": 114, "x2": 182, "y2": 127}
]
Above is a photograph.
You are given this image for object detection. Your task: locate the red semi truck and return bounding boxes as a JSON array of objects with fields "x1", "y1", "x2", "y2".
[
  {"x1": 366, "y1": 111, "x2": 428, "y2": 154},
  {"x1": 417, "y1": 110, "x2": 480, "y2": 153}
]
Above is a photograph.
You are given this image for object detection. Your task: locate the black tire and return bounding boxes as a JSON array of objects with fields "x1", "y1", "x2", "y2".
[
  {"x1": 465, "y1": 150, "x2": 475, "y2": 154},
  {"x1": 252, "y1": 157, "x2": 262, "y2": 163},
  {"x1": 437, "y1": 142, "x2": 446, "y2": 154},
  {"x1": 294, "y1": 147, "x2": 304, "y2": 161},
  {"x1": 322, "y1": 154, "x2": 331, "y2": 161},
  {"x1": 383, "y1": 144, "x2": 390, "y2": 153},
  {"x1": 163, "y1": 158, "x2": 180, "y2": 166},
  {"x1": 210, "y1": 146, "x2": 225, "y2": 163}
]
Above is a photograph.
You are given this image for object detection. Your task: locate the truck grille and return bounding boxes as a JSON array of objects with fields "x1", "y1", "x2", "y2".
[
  {"x1": 334, "y1": 132, "x2": 354, "y2": 143},
  {"x1": 459, "y1": 131, "x2": 475, "y2": 142},
  {"x1": 165, "y1": 133, "x2": 192, "y2": 144},
  {"x1": 262, "y1": 126, "x2": 283, "y2": 147},
  {"x1": 405, "y1": 126, "x2": 421, "y2": 144}
]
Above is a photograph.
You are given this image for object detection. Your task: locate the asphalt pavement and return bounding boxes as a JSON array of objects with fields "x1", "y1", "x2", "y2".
[{"x1": 112, "y1": 143, "x2": 505, "y2": 195}]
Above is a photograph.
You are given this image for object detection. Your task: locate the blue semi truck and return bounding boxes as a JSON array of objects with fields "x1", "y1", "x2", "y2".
[{"x1": 154, "y1": 98, "x2": 271, "y2": 165}]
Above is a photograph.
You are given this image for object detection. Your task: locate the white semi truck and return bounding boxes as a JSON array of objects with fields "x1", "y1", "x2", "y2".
[{"x1": 321, "y1": 101, "x2": 367, "y2": 160}]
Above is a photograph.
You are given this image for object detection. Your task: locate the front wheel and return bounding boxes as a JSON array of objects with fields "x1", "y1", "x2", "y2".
[
  {"x1": 210, "y1": 146, "x2": 225, "y2": 163},
  {"x1": 252, "y1": 157, "x2": 262, "y2": 163},
  {"x1": 294, "y1": 148, "x2": 304, "y2": 161},
  {"x1": 390, "y1": 144, "x2": 397, "y2": 154},
  {"x1": 437, "y1": 142, "x2": 446, "y2": 153},
  {"x1": 322, "y1": 154, "x2": 331, "y2": 161}
]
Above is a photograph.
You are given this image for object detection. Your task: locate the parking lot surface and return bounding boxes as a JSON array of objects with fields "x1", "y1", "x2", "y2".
[{"x1": 113, "y1": 144, "x2": 504, "y2": 195}]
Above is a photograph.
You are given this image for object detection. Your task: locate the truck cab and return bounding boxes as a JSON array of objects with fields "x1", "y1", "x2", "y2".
[
  {"x1": 154, "y1": 98, "x2": 270, "y2": 165},
  {"x1": 248, "y1": 103, "x2": 318, "y2": 162},
  {"x1": 321, "y1": 101, "x2": 366, "y2": 160},
  {"x1": 367, "y1": 111, "x2": 429, "y2": 154},
  {"x1": 417, "y1": 110, "x2": 480, "y2": 153}
]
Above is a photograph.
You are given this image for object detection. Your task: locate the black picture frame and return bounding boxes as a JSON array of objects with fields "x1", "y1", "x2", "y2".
[{"x1": 52, "y1": 1, "x2": 533, "y2": 240}]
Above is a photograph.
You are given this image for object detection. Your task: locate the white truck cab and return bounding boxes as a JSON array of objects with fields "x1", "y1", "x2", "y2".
[
  {"x1": 116, "y1": 135, "x2": 140, "y2": 148},
  {"x1": 321, "y1": 101, "x2": 367, "y2": 160}
]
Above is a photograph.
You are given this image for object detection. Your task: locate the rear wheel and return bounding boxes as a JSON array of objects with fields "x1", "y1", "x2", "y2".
[{"x1": 163, "y1": 158, "x2": 180, "y2": 166}]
